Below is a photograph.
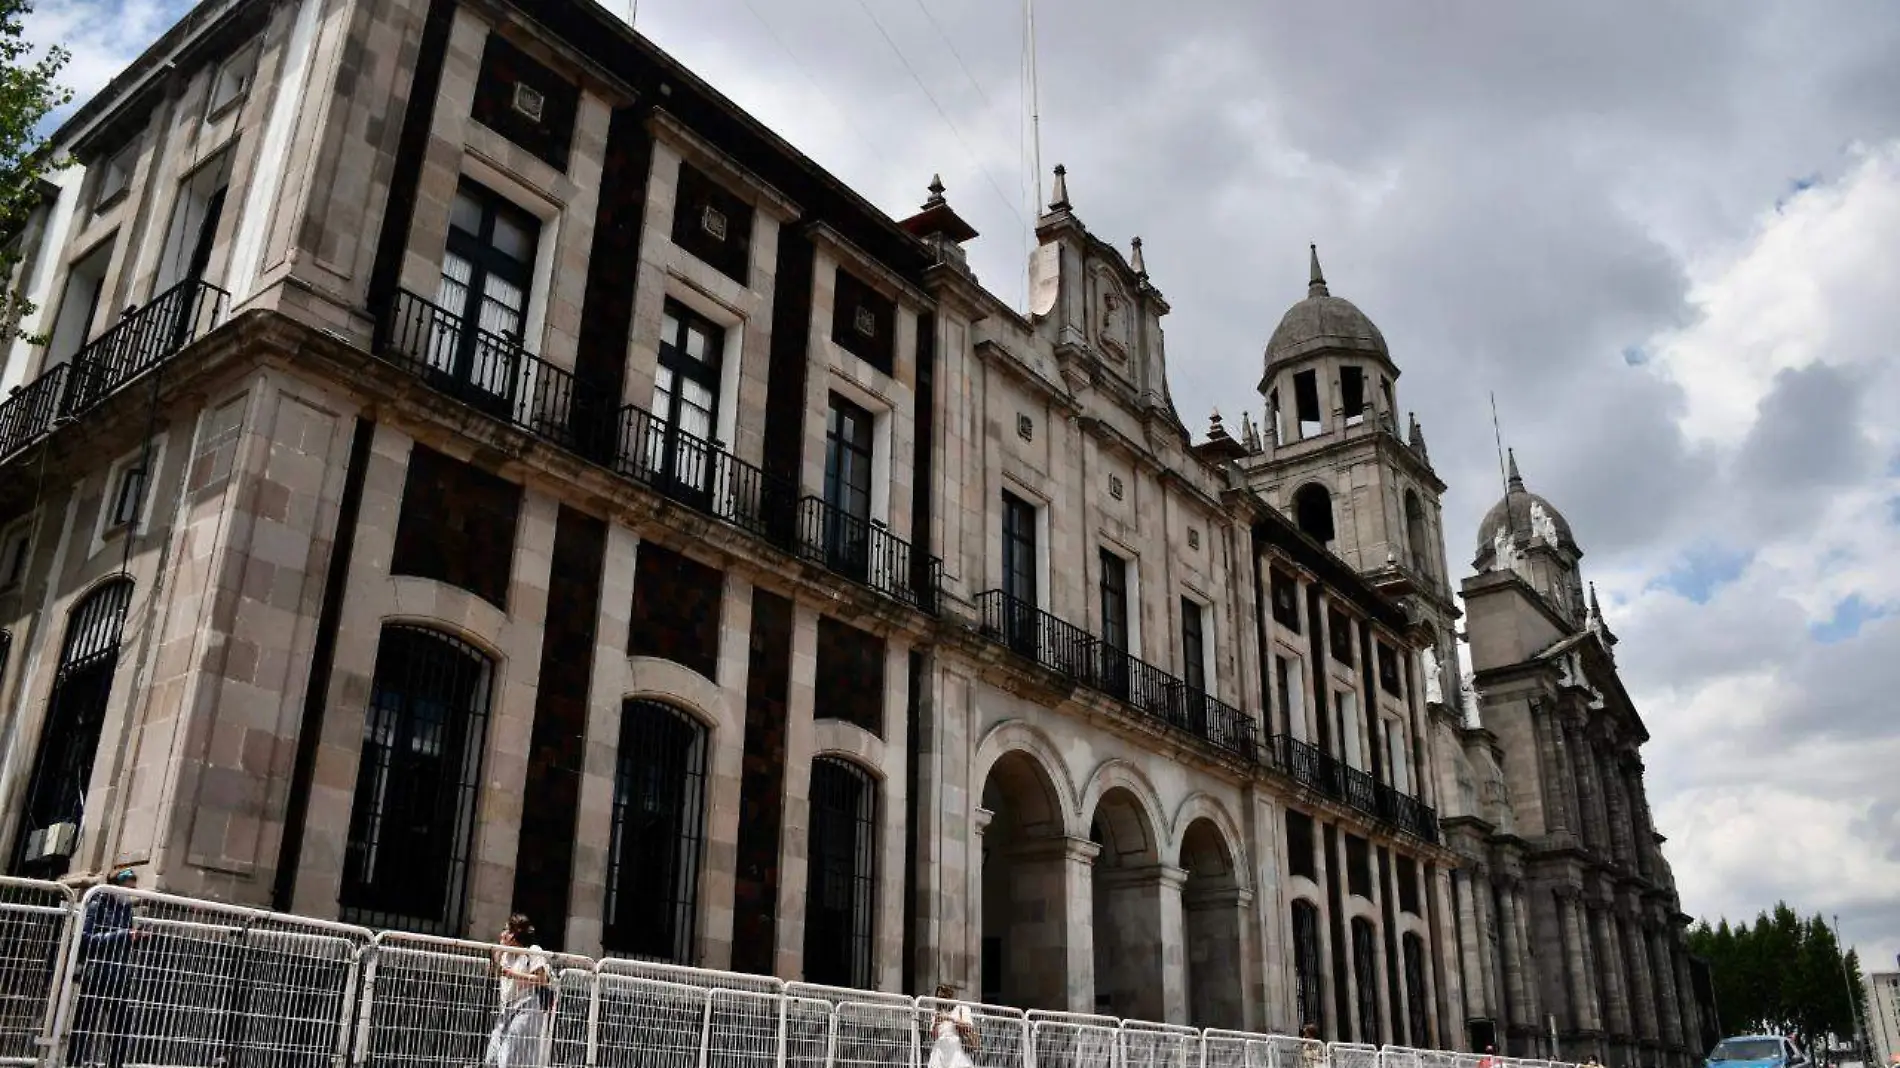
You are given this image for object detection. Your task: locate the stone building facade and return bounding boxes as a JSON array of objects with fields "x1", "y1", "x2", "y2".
[{"x1": 0, "y1": 0, "x2": 1702, "y2": 1061}]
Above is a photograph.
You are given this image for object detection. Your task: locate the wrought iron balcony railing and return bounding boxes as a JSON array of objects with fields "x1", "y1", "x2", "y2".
[
  {"x1": 0, "y1": 279, "x2": 228, "y2": 465},
  {"x1": 1268, "y1": 734, "x2": 1440, "y2": 842},
  {"x1": 976, "y1": 590, "x2": 1100, "y2": 686},
  {"x1": 794, "y1": 496, "x2": 943, "y2": 612},
  {"x1": 975, "y1": 590, "x2": 1258, "y2": 760},
  {"x1": 375, "y1": 289, "x2": 942, "y2": 613}
]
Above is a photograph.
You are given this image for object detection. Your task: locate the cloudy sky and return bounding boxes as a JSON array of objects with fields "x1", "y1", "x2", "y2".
[{"x1": 33, "y1": 0, "x2": 1900, "y2": 973}]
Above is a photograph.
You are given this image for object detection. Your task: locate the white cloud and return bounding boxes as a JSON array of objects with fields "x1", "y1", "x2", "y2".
[{"x1": 27, "y1": 0, "x2": 188, "y2": 117}]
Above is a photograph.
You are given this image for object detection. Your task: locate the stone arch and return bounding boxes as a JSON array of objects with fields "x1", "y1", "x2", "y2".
[
  {"x1": 1169, "y1": 792, "x2": 1249, "y2": 884},
  {"x1": 385, "y1": 575, "x2": 512, "y2": 661},
  {"x1": 1176, "y1": 803, "x2": 1250, "y2": 1030},
  {"x1": 977, "y1": 724, "x2": 1083, "y2": 1010},
  {"x1": 627, "y1": 654, "x2": 741, "y2": 741},
  {"x1": 1293, "y1": 481, "x2": 1336, "y2": 544},
  {"x1": 974, "y1": 719, "x2": 1081, "y2": 836},
  {"x1": 1083, "y1": 761, "x2": 1171, "y2": 1020}
]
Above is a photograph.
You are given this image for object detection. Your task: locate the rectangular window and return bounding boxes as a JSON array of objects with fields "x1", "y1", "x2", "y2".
[
  {"x1": 1180, "y1": 597, "x2": 1206, "y2": 693},
  {"x1": 155, "y1": 151, "x2": 232, "y2": 295},
  {"x1": 1377, "y1": 642, "x2": 1402, "y2": 695},
  {"x1": 45, "y1": 241, "x2": 112, "y2": 368},
  {"x1": 1352, "y1": 917, "x2": 1381, "y2": 1042},
  {"x1": 107, "y1": 463, "x2": 146, "y2": 530},
  {"x1": 1001, "y1": 492, "x2": 1037, "y2": 608},
  {"x1": 1386, "y1": 719, "x2": 1410, "y2": 795},
  {"x1": 671, "y1": 163, "x2": 754, "y2": 284},
  {"x1": 432, "y1": 182, "x2": 541, "y2": 407},
  {"x1": 1396, "y1": 856, "x2": 1420, "y2": 915},
  {"x1": 1329, "y1": 606, "x2": 1355, "y2": 665},
  {"x1": 1286, "y1": 809, "x2": 1316, "y2": 880},
  {"x1": 93, "y1": 142, "x2": 138, "y2": 210},
  {"x1": 820, "y1": 393, "x2": 876, "y2": 578},
  {"x1": 206, "y1": 42, "x2": 258, "y2": 117},
  {"x1": 1270, "y1": 568, "x2": 1302, "y2": 632},
  {"x1": 1291, "y1": 901, "x2": 1325, "y2": 1033},
  {"x1": 832, "y1": 268, "x2": 896, "y2": 374},
  {"x1": 1346, "y1": 834, "x2": 1372, "y2": 899},
  {"x1": 1099, "y1": 550, "x2": 1130, "y2": 653},
  {"x1": 470, "y1": 33, "x2": 580, "y2": 171},
  {"x1": 646, "y1": 299, "x2": 725, "y2": 493},
  {"x1": 815, "y1": 616, "x2": 886, "y2": 736},
  {"x1": 1276, "y1": 654, "x2": 1304, "y2": 740},
  {"x1": 1294, "y1": 369, "x2": 1322, "y2": 439},
  {"x1": 1341, "y1": 366, "x2": 1366, "y2": 426},
  {"x1": 1268, "y1": 389, "x2": 1283, "y2": 446},
  {"x1": 1336, "y1": 690, "x2": 1362, "y2": 769},
  {"x1": 1403, "y1": 933, "x2": 1430, "y2": 1045}
]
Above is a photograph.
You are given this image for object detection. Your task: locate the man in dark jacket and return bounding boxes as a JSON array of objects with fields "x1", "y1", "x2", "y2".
[{"x1": 68, "y1": 868, "x2": 143, "y2": 1068}]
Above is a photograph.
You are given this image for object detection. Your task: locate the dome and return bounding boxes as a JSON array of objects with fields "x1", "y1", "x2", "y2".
[
  {"x1": 1264, "y1": 246, "x2": 1390, "y2": 372},
  {"x1": 1475, "y1": 451, "x2": 1578, "y2": 564}
]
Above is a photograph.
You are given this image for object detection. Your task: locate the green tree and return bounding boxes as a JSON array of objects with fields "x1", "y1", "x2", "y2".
[
  {"x1": 1692, "y1": 903, "x2": 1869, "y2": 1060},
  {"x1": 0, "y1": 0, "x2": 70, "y2": 334}
]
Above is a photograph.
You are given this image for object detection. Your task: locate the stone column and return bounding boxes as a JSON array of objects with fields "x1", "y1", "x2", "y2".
[
  {"x1": 1674, "y1": 947, "x2": 1701, "y2": 1055},
  {"x1": 1651, "y1": 927, "x2": 1684, "y2": 1047},
  {"x1": 1623, "y1": 915, "x2": 1659, "y2": 1042},
  {"x1": 1592, "y1": 903, "x2": 1632, "y2": 1038},
  {"x1": 1185, "y1": 884, "x2": 1252, "y2": 1030},
  {"x1": 1454, "y1": 869, "x2": 1493, "y2": 1028},
  {"x1": 1558, "y1": 892, "x2": 1594, "y2": 1031},
  {"x1": 993, "y1": 833, "x2": 1100, "y2": 1012},
  {"x1": 1499, "y1": 882, "x2": 1534, "y2": 1030},
  {"x1": 1096, "y1": 863, "x2": 1189, "y2": 1022},
  {"x1": 967, "y1": 806, "x2": 993, "y2": 994}
]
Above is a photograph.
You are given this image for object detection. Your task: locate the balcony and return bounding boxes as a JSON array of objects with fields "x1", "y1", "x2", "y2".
[
  {"x1": 0, "y1": 279, "x2": 228, "y2": 463},
  {"x1": 1268, "y1": 734, "x2": 1440, "y2": 843},
  {"x1": 974, "y1": 589, "x2": 1257, "y2": 761},
  {"x1": 375, "y1": 289, "x2": 942, "y2": 612},
  {"x1": 795, "y1": 496, "x2": 941, "y2": 612}
]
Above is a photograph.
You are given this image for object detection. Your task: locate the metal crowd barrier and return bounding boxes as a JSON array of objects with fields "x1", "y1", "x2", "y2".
[{"x1": 0, "y1": 878, "x2": 1569, "y2": 1068}]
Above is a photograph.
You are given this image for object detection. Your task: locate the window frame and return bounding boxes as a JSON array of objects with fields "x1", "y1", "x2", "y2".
[
  {"x1": 804, "y1": 756, "x2": 878, "y2": 988},
  {"x1": 603, "y1": 698, "x2": 709, "y2": 963},
  {"x1": 1001, "y1": 492, "x2": 1038, "y2": 608},
  {"x1": 1180, "y1": 595, "x2": 1207, "y2": 694}
]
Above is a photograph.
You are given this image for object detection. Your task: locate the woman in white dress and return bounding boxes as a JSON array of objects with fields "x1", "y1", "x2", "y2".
[
  {"x1": 486, "y1": 914, "x2": 554, "y2": 1068},
  {"x1": 927, "y1": 985, "x2": 978, "y2": 1068}
]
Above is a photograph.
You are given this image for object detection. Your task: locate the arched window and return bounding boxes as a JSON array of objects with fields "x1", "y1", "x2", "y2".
[
  {"x1": 12, "y1": 578, "x2": 133, "y2": 877},
  {"x1": 604, "y1": 698, "x2": 708, "y2": 963},
  {"x1": 341, "y1": 625, "x2": 493, "y2": 935},
  {"x1": 1403, "y1": 932, "x2": 1430, "y2": 1046},
  {"x1": 805, "y1": 756, "x2": 877, "y2": 987},
  {"x1": 1291, "y1": 899, "x2": 1325, "y2": 1033},
  {"x1": 1352, "y1": 916, "x2": 1382, "y2": 1043},
  {"x1": 1404, "y1": 490, "x2": 1430, "y2": 577},
  {"x1": 1293, "y1": 483, "x2": 1335, "y2": 545}
]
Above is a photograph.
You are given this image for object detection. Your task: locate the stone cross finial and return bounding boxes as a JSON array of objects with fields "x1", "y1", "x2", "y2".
[
  {"x1": 924, "y1": 173, "x2": 946, "y2": 208},
  {"x1": 1131, "y1": 236, "x2": 1147, "y2": 278}
]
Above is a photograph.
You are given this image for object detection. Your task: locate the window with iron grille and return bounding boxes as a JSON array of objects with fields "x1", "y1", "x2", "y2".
[
  {"x1": 1291, "y1": 899, "x2": 1325, "y2": 1032},
  {"x1": 10, "y1": 578, "x2": 133, "y2": 877},
  {"x1": 831, "y1": 268, "x2": 895, "y2": 375},
  {"x1": 1270, "y1": 568, "x2": 1301, "y2": 633},
  {"x1": 1328, "y1": 606, "x2": 1355, "y2": 665},
  {"x1": 1397, "y1": 856, "x2": 1420, "y2": 915},
  {"x1": 815, "y1": 616, "x2": 885, "y2": 736},
  {"x1": 1346, "y1": 834, "x2": 1372, "y2": 899},
  {"x1": 604, "y1": 699, "x2": 708, "y2": 963},
  {"x1": 1402, "y1": 932, "x2": 1429, "y2": 1046},
  {"x1": 1286, "y1": 809, "x2": 1316, "y2": 881},
  {"x1": 671, "y1": 163, "x2": 754, "y2": 284},
  {"x1": 1352, "y1": 917, "x2": 1382, "y2": 1043},
  {"x1": 804, "y1": 756, "x2": 877, "y2": 988},
  {"x1": 341, "y1": 625, "x2": 494, "y2": 936}
]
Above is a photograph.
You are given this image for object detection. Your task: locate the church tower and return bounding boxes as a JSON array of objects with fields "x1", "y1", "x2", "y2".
[{"x1": 1239, "y1": 247, "x2": 1463, "y2": 712}]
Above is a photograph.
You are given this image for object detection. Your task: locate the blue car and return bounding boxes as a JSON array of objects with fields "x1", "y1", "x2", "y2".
[{"x1": 1706, "y1": 1036, "x2": 1811, "y2": 1068}]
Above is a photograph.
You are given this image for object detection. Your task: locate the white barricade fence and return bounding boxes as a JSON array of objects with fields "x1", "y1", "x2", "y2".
[
  {"x1": 1027, "y1": 1011, "x2": 1120, "y2": 1068},
  {"x1": 1267, "y1": 1034, "x2": 1327, "y2": 1068},
  {"x1": 1200, "y1": 1029, "x2": 1275, "y2": 1068},
  {"x1": 1415, "y1": 1050, "x2": 1457, "y2": 1068},
  {"x1": 599, "y1": 958, "x2": 785, "y2": 995},
  {"x1": 49, "y1": 887, "x2": 369, "y2": 1068},
  {"x1": 917, "y1": 998, "x2": 1025, "y2": 1068},
  {"x1": 1378, "y1": 1046, "x2": 1423, "y2": 1068},
  {"x1": 352, "y1": 930, "x2": 592, "y2": 1068},
  {"x1": 1447, "y1": 1053, "x2": 1484, "y2": 1068},
  {"x1": 0, "y1": 879, "x2": 75, "y2": 1067},
  {"x1": 1117, "y1": 1021, "x2": 1198, "y2": 1068},
  {"x1": 786, "y1": 983, "x2": 918, "y2": 1068},
  {"x1": 1329, "y1": 1041, "x2": 1379, "y2": 1068},
  {"x1": 589, "y1": 972, "x2": 703, "y2": 1068}
]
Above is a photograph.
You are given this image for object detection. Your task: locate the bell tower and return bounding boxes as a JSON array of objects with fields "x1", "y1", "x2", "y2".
[{"x1": 1239, "y1": 247, "x2": 1463, "y2": 710}]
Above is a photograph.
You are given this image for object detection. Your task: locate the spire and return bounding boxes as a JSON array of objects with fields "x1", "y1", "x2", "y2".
[
  {"x1": 1308, "y1": 243, "x2": 1329, "y2": 298},
  {"x1": 1408, "y1": 411, "x2": 1430, "y2": 459},
  {"x1": 1130, "y1": 236, "x2": 1147, "y2": 279},
  {"x1": 1207, "y1": 408, "x2": 1230, "y2": 442},
  {"x1": 1588, "y1": 582, "x2": 1603, "y2": 621},
  {"x1": 923, "y1": 173, "x2": 946, "y2": 209},
  {"x1": 1240, "y1": 411, "x2": 1261, "y2": 452},
  {"x1": 1048, "y1": 164, "x2": 1070, "y2": 212},
  {"x1": 1506, "y1": 447, "x2": 1524, "y2": 491}
]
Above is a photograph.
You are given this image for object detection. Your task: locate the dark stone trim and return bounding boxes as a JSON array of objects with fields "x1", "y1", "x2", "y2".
[
  {"x1": 272, "y1": 416, "x2": 375, "y2": 910},
  {"x1": 366, "y1": 0, "x2": 457, "y2": 320}
]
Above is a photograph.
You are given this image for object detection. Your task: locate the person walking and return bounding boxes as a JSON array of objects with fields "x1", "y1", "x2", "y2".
[
  {"x1": 485, "y1": 915, "x2": 553, "y2": 1068},
  {"x1": 68, "y1": 869, "x2": 144, "y2": 1068},
  {"x1": 1299, "y1": 1024, "x2": 1326, "y2": 1068},
  {"x1": 926, "y1": 985, "x2": 977, "y2": 1068}
]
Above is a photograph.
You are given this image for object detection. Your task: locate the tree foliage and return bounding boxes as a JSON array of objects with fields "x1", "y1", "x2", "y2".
[
  {"x1": 0, "y1": 0, "x2": 69, "y2": 332},
  {"x1": 1687, "y1": 904, "x2": 1869, "y2": 1058}
]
